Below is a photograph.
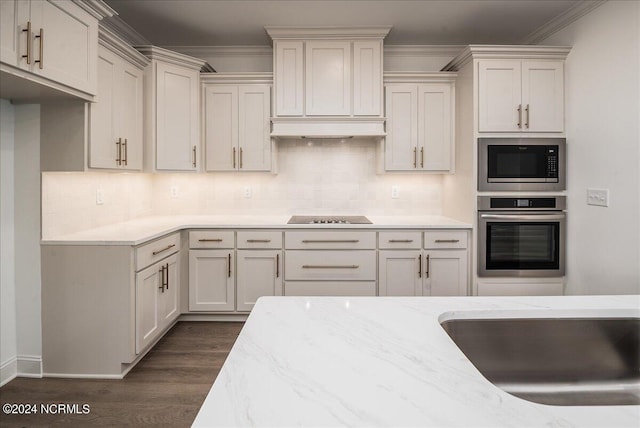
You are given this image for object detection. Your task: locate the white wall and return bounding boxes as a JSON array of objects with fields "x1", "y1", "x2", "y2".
[
  {"x1": 1, "y1": 99, "x2": 18, "y2": 386},
  {"x1": 541, "y1": 0, "x2": 640, "y2": 294}
]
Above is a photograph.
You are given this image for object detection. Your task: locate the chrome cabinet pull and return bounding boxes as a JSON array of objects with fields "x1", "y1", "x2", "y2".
[
  {"x1": 389, "y1": 239, "x2": 413, "y2": 243},
  {"x1": 301, "y1": 240, "x2": 359, "y2": 243},
  {"x1": 192, "y1": 146, "x2": 196, "y2": 167},
  {"x1": 425, "y1": 254, "x2": 430, "y2": 279},
  {"x1": 247, "y1": 239, "x2": 271, "y2": 243},
  {"x1": 116, "y1": 138, "x2": 122, "y2": 166},
  {"x1": 22, "y1": 22, "x2": 31, "y2": 64},
  {"x1": 198, "y1": 238, "x2": 223, "y2": 242},
  {"x1": 517, "y1": 104, "x2": 522, "y2": 128},
  {"x1": 418, "y1": 255, "x2": 422, "y2": 278},
  {"x1": 420, "y1": 147, "x2": 424, "y2": 168},
  {"x1": 276, "y1": 253, "x2": 280, "y2": 278},
  {"x1": 302, "y1": 265, "x2": 359, "y2": 269},
  {"x1": 435, "y1": 239, "x2": 459, "y2": 243},
  {"x1": 158, "y1": 265, "x2": 166, "y2": 293},
  {"x1": 239, "y1": 147, "x2": 243, "y2": 169},
  {"x1": 233, "y1": 147, "x2": 236, "y2": 168},
  {"x1": 525, "y1": 104, "x2": 530, "y2": 128},
  {"x1": 413, "y1": 147, "x2": 417, "y2": 168},
  {"x1": 35, "y1": 28, "x2": 43, "y2": 69},
  {"x1": 152, "y1": 243, "x2": 175, "y2": 256},
  {"x1": 122, "y1": 139, "x2": 128, "y2": 166},
  {"x1": 165, "y1": 263, "x2": 169, "y2": 290},
  {"x1": 228, "y1": 253, "x2": 231, "y2": 278}
]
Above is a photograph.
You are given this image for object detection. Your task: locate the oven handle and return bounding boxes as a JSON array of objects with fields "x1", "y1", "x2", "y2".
[{"x1": 480, "y1": 214, "x2": 566, "y2": 221}]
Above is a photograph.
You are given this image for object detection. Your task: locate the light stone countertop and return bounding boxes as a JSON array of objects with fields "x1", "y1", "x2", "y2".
[
  {"x1": 193, "y1": 295, "x2": 640, "y2": 428},
  {"x1": 41, "y1": 214, "x2": 472, "y2": 246}
]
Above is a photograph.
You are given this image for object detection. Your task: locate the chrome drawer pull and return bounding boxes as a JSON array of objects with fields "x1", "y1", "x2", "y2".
[
  {"x1": 152, "y1": 243, "x2": 175, "y2": 256},
  {"x1": 198, "y1": 238, "x2": 223, "y2": 242},
  {"x1": 389, "y1": 239, "x2": 413, "y2": 243},
  {"x1": 302, "y1": 265, "x2": 359, "y2": 269},
  {"x1": 246, "y1": 239, "x2": 271, "y2": 243},
  {"x1": 435, "y1": 239, "x2": 460, "y2": 243},
  {"x1": 301, "y1": 240, "x2": 359, "y2": 243}
]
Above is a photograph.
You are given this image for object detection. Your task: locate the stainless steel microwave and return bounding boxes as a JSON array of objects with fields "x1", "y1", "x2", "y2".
[{"x1": 478, "y1": 138, "x2": 566, "y2": 191}]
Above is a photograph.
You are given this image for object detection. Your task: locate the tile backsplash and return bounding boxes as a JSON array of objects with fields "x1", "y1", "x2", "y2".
[{"x1": 42, "y1": 139, "x2": 444, "y2": 237}]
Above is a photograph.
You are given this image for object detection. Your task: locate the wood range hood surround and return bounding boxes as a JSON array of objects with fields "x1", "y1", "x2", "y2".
[{"x1": 266, "y1": 26, "x2": 391, "y2": 138}]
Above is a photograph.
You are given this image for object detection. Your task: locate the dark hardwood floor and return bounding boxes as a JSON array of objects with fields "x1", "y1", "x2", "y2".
[{"x1": 0, "y1": 322, "x2": 244, "y2": 428}]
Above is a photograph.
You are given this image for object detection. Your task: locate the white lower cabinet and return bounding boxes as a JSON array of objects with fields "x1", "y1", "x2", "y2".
[
  {"x1": 424, "y1": 250, "x2": 468, "y2": 296},
  {"x1": 236, "y1": 250, "x2": 282, "y2": 311},
  {"x1": 189, "y1": 249, "x2": 235, "y2": 311},
  {"x1": 378, "y1": 250, "x2": 422, "y2": 296},
  {"x1": 135, "y1": 252, "x2": 179, "y2": 354}
]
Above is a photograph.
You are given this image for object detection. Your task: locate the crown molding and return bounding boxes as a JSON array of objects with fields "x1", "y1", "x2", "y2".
[
  {"x1": 442, "y1": 45, "x2": 572, "y2": 71},
  {"x1": 265, "y1": 26, "x2": 392, "y2": 40},
  {"x1": 168, "y1": 46, "x2": 273, "y2": 58},
  {"x1": 98, "y1": 25, "x2": 149, "y2": 70},
  {"x1": 383, "y1": 71, "x2": 457, "y2": 84},
  {"x1": 384, "y1": 45, "x2": 465, "y2": 58},
  {"x1": 523, "y1": 0, "x2": 608, "y2": 44},
  {"x1": 135, "y1": 45, "x2": 215, "y2": 72},
  {"x1": 100, "y1": 15, "x2": 150, "y2": 46},
  {"x1": 201, "y1": 72, "x2": 273, "y2": 85},
  {"x1": 72, "y1": 0, "x2": 115, "y2": 20}
]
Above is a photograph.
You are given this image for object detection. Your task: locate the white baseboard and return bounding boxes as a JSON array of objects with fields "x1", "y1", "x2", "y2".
[
  {"x1": 17, "y1": 355, "x2": 42, "y2": 378},
  {"x1": 0, "y1": 357, "x2": 18, "y2": 387},
  {"x1": 43, "y1": 372, "x2": 124, "y2": 380}
]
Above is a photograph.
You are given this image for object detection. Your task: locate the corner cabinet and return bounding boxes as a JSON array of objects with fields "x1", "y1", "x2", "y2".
[
  {"x1": 202, "y1": 74, "x2": 274, "y2": 172},
  {"x1": 384, "y1": 73, "x2": 456, "y2": 172},
  {"x1": 0, "y1": 0, "x2": 112, "y2": 99},
  {"x1": 478, "y1": 59, "x2": 565, "y2": 133},
  {"x1": 89, "y1": 27, "x2": 148, "y2": 170},
  {"x1": 137, "y1": 46, "x2": 213, "y2": 172}
]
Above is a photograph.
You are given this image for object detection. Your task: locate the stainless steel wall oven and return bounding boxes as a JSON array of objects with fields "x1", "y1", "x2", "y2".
[{"x1": 478, "y1": 196, "x2": 566, "y2": 277}]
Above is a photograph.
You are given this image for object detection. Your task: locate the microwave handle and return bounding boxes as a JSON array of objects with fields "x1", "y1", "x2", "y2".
[{"x1": 480, "y1": 214, "x2": 566, "y2": 221}]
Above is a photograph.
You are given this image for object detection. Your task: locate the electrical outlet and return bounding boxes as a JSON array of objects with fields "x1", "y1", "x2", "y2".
[
  {"x1": 96, "y1": 188, "x2": 104, "y2": 205},
  {"x1": 170, "y1": 186, "x2": 179, "y2": 199},
  {"x1": 243, "y1": 187, "x2": 252, "y2": 198},
  {"x1": 391, "y1": 186, "x2": 400, "y2": 199},
  {"x1": 587, "y1": 188, "x2": 609, "y2": 207}
]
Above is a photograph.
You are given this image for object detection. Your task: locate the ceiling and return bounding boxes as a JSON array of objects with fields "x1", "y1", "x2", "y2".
[{"x1": 104, "y1": 0, "x2": 585, "y2": 46}]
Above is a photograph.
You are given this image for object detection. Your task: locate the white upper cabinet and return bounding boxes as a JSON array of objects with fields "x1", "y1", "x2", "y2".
[
  {"x1": 203, "y1": 74, "x2": 273, "y2": 172},
  {"x1": 384, "y1": 73, "x2": 456, "y2": 172},
  {"x1": 305, "y1": 40, "x2": 351, "y2": 116},
  {"x1": 478, "y1": 59, "x2": 564, "y2": 133},
  {"x1": 89, "y1": 29, "x2": 147, "y2": 170},
  {"x1": 139, "y1": 46, "x2": 212, "y2": 172},
  {"x1": 274, "y1": 41, "x2": 303, "y2": 116},
  {"x1": 353, "y1": 40, "x2": 382, "y2": 116},
  {"x1": 0, "y1": 0, "x2": 112, "y2": 99}
]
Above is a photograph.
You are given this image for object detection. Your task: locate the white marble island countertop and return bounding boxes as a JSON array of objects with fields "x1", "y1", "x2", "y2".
[
  {"x1": 41, "y1": 214, "x2": 471, "y2": 246},
  {"x1": 193, "y1": 295, "x2": 640, "y2": 427}
]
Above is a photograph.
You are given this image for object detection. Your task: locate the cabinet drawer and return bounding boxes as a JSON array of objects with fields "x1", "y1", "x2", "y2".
[
  {"x1": 237, "y1": 231, "x2": 283, "y2": 249},
  {"x1": 285, "y1": 231, "x2": 376, "y2": 249},
  {"x1": 189, "y1": 231, "x2": 235, "y2": 249},
  {"x1": 378, "y1": 231, "x2": 422, "y2": 249},
  {"x1": 136, "y1": 232, "x2": 181, "y2": 271},
  {"x1": 424, "y1": 230, "x2": 468, "y2": 249},
  {"x1": 285, "y1": 250, "x2": 376, "y2": 280},
  {"x1": 284, "y1": 281, "x2": 376, "y2": 296}
]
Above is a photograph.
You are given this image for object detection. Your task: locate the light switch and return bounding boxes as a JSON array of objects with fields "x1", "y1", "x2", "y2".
[
  {"x1": 96, "y1": 188, "x2": 104, "y2": 205},
  {"x1": 587, "y1": 188, "x2": 609, "y2": 207}
]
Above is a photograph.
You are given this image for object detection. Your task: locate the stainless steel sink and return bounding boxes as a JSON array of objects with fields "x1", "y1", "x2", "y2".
[{"x1": 441, "y1": 317, "x2": 640, "y2": 406}]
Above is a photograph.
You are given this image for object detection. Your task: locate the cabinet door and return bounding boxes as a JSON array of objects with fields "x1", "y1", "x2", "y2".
[
  {"x1": 522, "y1": 61, "x2": 564, "y2": 132},
  {"x1": 424, "y1": 250, "x2": 468, "y2": 296},
  {"x1": 478, "y1": 60, "x2": 522, "y2": 132},
  {"x1": 378, "y1": 250, "x2": 422, "y2": 296},
  {"x1": 418, "y1": 83, "x2": 452, "y2": 171},
  {"x1": 353, "y1": 40, "x2": 382, "y2": 116},
  {"x1": 238, "y1": 85, "x2": 271, "y2": 171},
  {"x1": 274, "y1": 40, "x2": 303, "y2": 116},
  {"x1": 159, "y1": 254, "x2": 179, "y2": 328},
  {"x1": 29, "y1": 0, "x2": 98, "y2": 95},
  {"x1": 189, "y1": 250, "x2": 235, "y2": 311},
  {"x1": 385, "y1": 85, "x2": 418, "y2": 171},
  {"x1": 305, "y1": 40, "x2": 351, "y2": 116},
  {"x1": 118, "y1": 60, "x2": 144, "y2": 170},
  {"x1": 204, "y1": 85, "x2": 238, "y2": 171},
  {"x1": 135, "y1": 262, "x2": 161, "y2": 354},
  {"x1": 236, "y1": 250, "x2": 282, "y2": 312},
  {"x1": 155, "y1": 62, "x2": 199, "y2": 170},
  {"x1": 89, "y1": 48, "x2": 119, "y2": 169},
  {"x1": 0, "y1": 0, "x2": 28, "y2": 67}
]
